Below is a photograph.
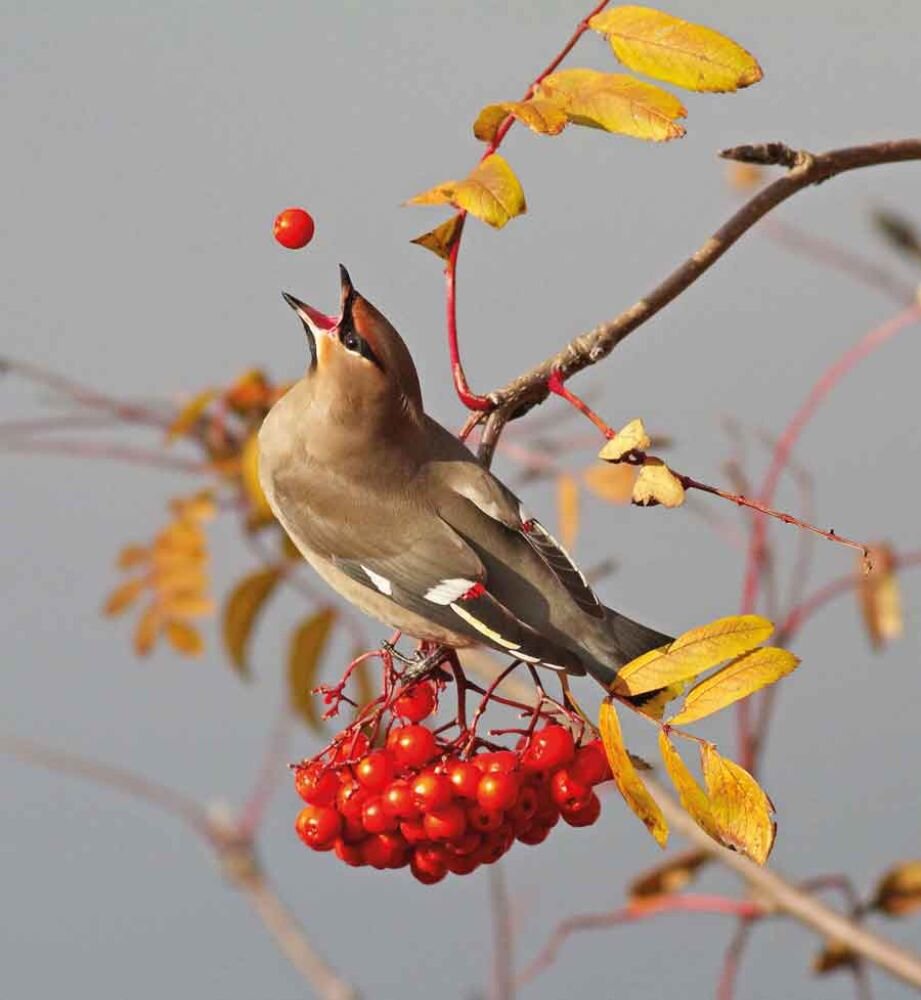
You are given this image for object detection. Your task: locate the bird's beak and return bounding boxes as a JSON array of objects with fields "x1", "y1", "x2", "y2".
[{"x1": 282, "y1": 291, "x2": 337, "y2": 368}]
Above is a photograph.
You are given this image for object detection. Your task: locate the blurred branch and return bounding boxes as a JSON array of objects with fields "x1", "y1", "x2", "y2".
[{"x1": 488, "y1": 864, "x2": 515, "y2": 1000}]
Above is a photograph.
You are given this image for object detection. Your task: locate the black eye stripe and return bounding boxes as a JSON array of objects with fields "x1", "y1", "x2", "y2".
[{"x1": 338, "y1": 317, "x2": 384, "y2": 370}]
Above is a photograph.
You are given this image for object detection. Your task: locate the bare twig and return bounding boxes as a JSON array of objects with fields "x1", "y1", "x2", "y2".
[{"x1": 488, "y1": 864, "x2": 516, "y2": 1000}]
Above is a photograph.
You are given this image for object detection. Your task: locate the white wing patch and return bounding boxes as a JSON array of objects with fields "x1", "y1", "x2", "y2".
[
  {"x1": 362, "y1": 565, "x2": 393, "y2": 596},
  {"x1": 423, "y1": 577, "x2": 477, "y2": 605}
]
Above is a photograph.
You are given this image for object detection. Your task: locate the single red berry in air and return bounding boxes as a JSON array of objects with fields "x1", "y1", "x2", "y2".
[
  {"x1": 423, "y1": 802, "x2": 468, "y2": 842},
  {"x1": 273, "y1": 207, "x2": 315, "y2": 249},
  {"x1": 295, "y1": 805, "x2": 341, "y2": 850},
  {"x1": 354, "y1": 750, "x2": 395, "y2": 792},
  {"x1": 294, "y1": 763, "x2": 339, "y2": 806},
  {"x1": 446, "y1": 760, "x2": 481, "y2": 800},
  {"x1": 411, "y1": 770, "x2": 454, "y2": 813},
  {"x1": 561, "y1": 790, "x2": 601, "y2": 828},
  {"x1": 393, "y1": 680, "x2": 437, "y2": 722},
  {"x1": 521, "y1": 725, "x2": 575, "y2": 772},
  {"x1": 477, "y1": 771, "x2": 521, "y2": 812},
  {"x1": 387, "y1": 724, "x2": 439, "y2": 768},
  {"x1": 571, "y1": 740, "x2": 612, "y2": 786}
]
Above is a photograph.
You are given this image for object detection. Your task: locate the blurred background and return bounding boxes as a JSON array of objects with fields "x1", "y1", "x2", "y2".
[{"x1": 3, "y1": 1, "x2": 920, "y2": 997}]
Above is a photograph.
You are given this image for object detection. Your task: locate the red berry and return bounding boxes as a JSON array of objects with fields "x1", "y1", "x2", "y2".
[
  {"x1": 382, "y1": 779, "x2": 420, "y2": 820},
  {"x1": 340, "y1": 814, "x2": 367, "y2": 844},
  {"x1": 477, "y1": 771, "x2": 521, "y2": 811},
  {"x1": 393, "y1": 681, "x2": 437, "y2": 722},
  {"x1": 361, "y1": 795, "x2": 399, "y2": 834},
  {"x1": 410, "y1": 769, "x2": 453, "y2": 813},
  {"x1": 295, "y1": 805, "x2": 341, "y2": 850},
  {"x1": 445, "y1": 830, "x2": 482, "y2": 857},
  {"x1": 561, "y1": 790, "x2": 601, "y2": 828},
  {"x1": 510, "y1": 784, "x2": 539, "y2": 831},
  {"x1": 446, "y1": 760, "x2": 481, "y2": 800},
  {"x1": 474, "y1": 750, "x2": 519, "y2": 774},
  {"x1": 467, "y1": 804, "x2": 505, "y2": 833},
  {"x1": 550, "y1": 768, "x2": 592, "y2": 811},
  {"x1": 293, "y1": 763, "x2": 339, "y2": 806},
  {"x1": 330, "y1": 732, "x2": 370, "y2": 764},
  {"x1": 411, "y1": 845, "x2": 448, "y2": 884},
  {"x1": 354, "y1": 750, "x2": 395, "y2": 792},
  {"x1": 521, "y1": 725, "x2": 575, "y2": 772},
  {"x1": 478, "y1": 824, "x2": 514, "y2": 865},
  {"x1": 387, "y1": 725, "x2": 439, "y2": 769},
  {"x1": 273, "y1": 207, "x2": 315, "y2": 249},
  {"x1": 336, "y1": 778, "x2": 369, "y2": 821},
  {"x1": 517, "y1": 822, "x2": 552, "y2": 846},
  {"x1": 424, "y1": 803, "x2": 468, "y2": 842},
  {"x1": 571, "y1": 740, "x2": 612, "y2": 786},
  {"x1": 445, "y1": 852, "x2": 480, "y2": 876},
  {"x1": 363, "y1": 832, "x2": 409, "y2": 870},
  {"x1": 399, "y1": 817, "x2": 429, "y2": 845},
  {"x1": 334, "y1": 838, "x2": 366, "y2": 867}
]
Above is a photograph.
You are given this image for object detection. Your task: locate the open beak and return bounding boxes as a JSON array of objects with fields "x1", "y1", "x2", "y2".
[{"x1": 282, "y1": 291, "x2": 337, "y2": 368}]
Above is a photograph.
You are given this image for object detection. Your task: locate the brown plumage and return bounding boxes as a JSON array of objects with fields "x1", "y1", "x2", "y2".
[{"x1": 259, "y1": 266, "x2": 671, "y2": 686}]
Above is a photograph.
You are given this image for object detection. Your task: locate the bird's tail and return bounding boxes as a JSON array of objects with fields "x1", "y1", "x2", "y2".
[{"x1": 582, "y1": 612, "x2": 673, "y2": 688}]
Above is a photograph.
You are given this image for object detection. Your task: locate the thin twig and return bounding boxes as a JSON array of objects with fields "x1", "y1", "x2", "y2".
[{"x1": 488, "y1": 864, "x2": 516, "y2": 1000}]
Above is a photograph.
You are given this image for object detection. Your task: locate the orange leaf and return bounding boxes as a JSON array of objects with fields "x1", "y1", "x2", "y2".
[
  {"x1": 599, "y1": 701, "x2": 668, "y2": 846},
  {"x1": 116, "y1": 545, "x2": 149, "y2": 570},
  {"x1": 628, "y1": 848, "x2": 710, "y2": 902},
  {"x1": 289, "y1": 609, "x2": 338, "y2": 731},
  {"x1": 871, "y1": 860, "x2": 921, "y2": 917},
  {"x1": 221, "y1": 567, "x2": 283, "y2": 679},
  {"x1": 166, "y1": 389, "x2": 216, "y2": 442},
  {"x1": 589, "y1": 6, "x2": 763, "y2": 93},
  {"x1": 133, "y1": 604, "x2": 161, "y2": 657},
  {"x1": 407, "y1": 154, "x2": 526, "y2": 229},
  {"x1": 701, "y1": 743, "x2": 775, "y2": 864},
  {"x1": 473, "y1": 99, "x2": 569, "y2": 143},
  {"x1": 556, "y1": 472, "x2": 580, "y2": 552},
  {"x1": 103, "y1": 577, "x2": 146, "y2": 617},
  {"x1": 667, "y1": 647, "x2": 799, "y2": 725},
  {"x1": 858, "y1": 543, "x2": 903, "y2": 650},
  {"x1": 813, "y1": 940, "x2": 858, "y2": 975},
  {"x1": 410, "y1": 215, "x2": 463, "y2": 261},
  {"x1": 658, "y1": 732, "x2": 721, "y2": 841},
  {"x1": 165, "y1": 620, "x2": 204, "y2": 656},
  {"x1": 583, "y1": 463, "x2": 637, "y2": 504},
  {"x1": 241, "y1": 432, "x2": 275, "y2": 527},
  {"x1": 164, "y1": 594, "x2": 215, "y2": 618}
]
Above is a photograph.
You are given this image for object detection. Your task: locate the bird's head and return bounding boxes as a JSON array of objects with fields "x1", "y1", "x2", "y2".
[{"x1": 282, "y1": 266, "x2": 423, "y2": 420}]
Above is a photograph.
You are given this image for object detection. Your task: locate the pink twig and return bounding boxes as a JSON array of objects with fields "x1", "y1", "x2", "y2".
[{"x1": 1, "y1": 438, "x2": 209, "y2": 474}]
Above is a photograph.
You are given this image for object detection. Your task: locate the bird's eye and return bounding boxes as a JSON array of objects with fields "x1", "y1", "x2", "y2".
[{"x1": 340, "y1": 328, "x2": 360, "y2": 352}]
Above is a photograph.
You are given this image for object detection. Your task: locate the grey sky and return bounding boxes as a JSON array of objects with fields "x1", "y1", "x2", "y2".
[{"x1": 4, "y1": 2, "x2": 921, "y2": 998}]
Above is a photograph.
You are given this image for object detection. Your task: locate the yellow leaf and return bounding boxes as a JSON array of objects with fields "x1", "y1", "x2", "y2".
[
  {"x1": 225, "y1": 368, "x2": 270, "y2": 412},
  {"x1": 628, "y1": 679, "x2": 688, "y2": 720},
  {"x1": 103, "y1": 577, "x2": 146, "y2": 617},
  {"x1": 221, "y1": 567, "x2": 283, "y2": 678},
  {"x1": 858, "y1": 544, "x2": 903, "y2": 650},
  {"x1": 658, "y1": 732, "x2": 721, "y2": 841},
  {"x1": 701, "y1": 743, "x2": 775, "y2": 864},
  {"x1": 165, "y1": 620, "x2": 203, "y2": 656},
  {"x1": 536, "y1": 68, "x2": 685, "y2": 142},
  {"x1": 556, "y1": 472, "x2": 580, "y2": 552},
  {"x1": 133, "y1": 604, "x2": 161, "y2": 657},
  {"x1": 117, "y1": 545, "x2": 149, "y2": 570},
  {"x1": 667, "y1": 647, "x2": 800, "y2": 725},
  {"x1": 166, "y1": 389, "x2": 216, "y2": 442},
  {"x1": 628, "y1": 848, "x2": 710, "y2": 902},
  {"x1": 871, "y1": 860, "x2": 921, "y2": 917},
  {"x1": 726, "y1": 161, "x2": 763, "y2": 192},
  {"x1": 407, "y1": 154, "x2": 526, "y2": 229},
  {"x1": 172, "y1": 490, "x2": 216, "y2": 523},
  {"x1": 155, "y1": 565, "x2": 209, "y2": 596},
  {"x1": 599, "y1": 701, "x2": 668, "y2": 846},
  {"x1": 241, "y1": 432, "x2": 275, "y2": 526},
  {"x1": 473, "y1": 99, "x2": 569, "y2": 143},
  {"x1": 813, "y1": 940, "x2": 858, "y2": 975},
  {"x1": 289, "y1": 609, "x2": 338, "y2": 731},
  {"x1": 589, "y1": 6, "x2": 763, "y2": 94},
  {"x1": 598, "y1": 418, "x2": 651, "y2": 461},
  {"x1": 164, "y1": 593, "x2": 215, "y2": 618},
  {"x1": 410, "y1": 215, "x2": 463, "y2": 261},
  {"x1": 616, "y1": 615, "x2": 774, "y2": 697},
  {"x1": 583, "y1": 463, "x2": 636, "y2": 504},
  {"x1": 632, "y1": 458, "x2": 685, "y2": 507}
]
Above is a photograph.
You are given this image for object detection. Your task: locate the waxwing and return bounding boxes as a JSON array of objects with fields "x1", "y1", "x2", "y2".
[{"x1": 258, "y1": 266, "x2": 672, "y2": 687}]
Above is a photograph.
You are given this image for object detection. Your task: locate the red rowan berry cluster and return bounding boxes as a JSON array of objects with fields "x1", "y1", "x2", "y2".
[{"x1": 292, "y1": 676, "x2": 612, "y2": 884}]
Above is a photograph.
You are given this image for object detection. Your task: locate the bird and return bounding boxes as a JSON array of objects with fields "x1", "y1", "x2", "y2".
[{"x1": 258, "y1": 265, "x2": 672, "y2": 687}]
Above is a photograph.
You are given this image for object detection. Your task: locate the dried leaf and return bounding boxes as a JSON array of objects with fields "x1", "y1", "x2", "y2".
[
  {"x1": 225, "y1": 369, "x2": 270, "y2": 411},
  {"x1": 117, "y1": 545, "x2": 149, "y2": 570},
  {"x1": 589, "y1": 6, "x2": 763, "y2": 93},
  {"x1": 701, "y1": 743, "x2": 775, "y2": 864},
  {"x1": 628, "y1": 848, "x2": 710, "y2": 902},
  {"x1": 858, "y1": 544, "x2": 903, "y2": 650},
  {"x1": 598, "y1": 418, "x2": 651, "y2": 461},
  {"x1": 165, "y1": 620, "x2": 203, "y2": 656},
  {"x1": 407, "y1": 154, "x2": 526, "y2": 229},
  {"x1": 289, "y1": 608, "x2": 338, "y2": 731},
  {"x1": 658, "y1": 732, "x2": 722, "y2": 841},
  {"x1": 871, "y1": 860, "x2": 921, "y2": 917},
  {"x1": 556, "y1": 472, "x2": 580, "y2": 552},
  {"x1": 813, "y1": 940, "x2": 858, "y2": 975},
  {"x1": 473, "y1": 99, "x2": 569, "y2": 143},
  {"x1": 536, "y1": 68, "x2": 685, "y2": 142},
  {"x1": 166, "y1": 389, "x2": 216, "y2": 442},
  {"x1": 632, "y1": 458, "x2": 685, "y2": 507},
  {"x1": 583, "y1": 463, "x2": 636, "y2": 504},
  {"x1": 667, "y1": 647, "x2": 800, "y2": 725},
  {"x1": 103, "y1": 578, "x2": 146, "y2": 617},
  {"x1": 410, "y1": 215, "x2": 463, "y2": 260},
  {"x1": 134, "y1": 604, "x2": 161, "y2": 657},
  {"x1": 241, "y1": 432, "x2": 275, "y2": 526},
  {"x1": 599, "y1": 701, "x2": 668, "y2": 846},
  {"x1": 222, "y1": 567, "x2": 282, "y2": 679},
  {"x1": 616, "y1": 614, "x2": 774, "y2": 697}
]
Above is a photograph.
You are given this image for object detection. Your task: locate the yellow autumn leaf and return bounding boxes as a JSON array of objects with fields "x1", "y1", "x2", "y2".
[
  {"x1": 599, "y1": 700, "x2": 668, "y2": 846},
  {"x1": 241, "y1": 432, "x2": 275, "y2": 526},
  {"x1": 658, "y1": 731, "x2": 721, "y2": 841},
  {"x1": 858, "y1": 544, "x2": 903, "y2": 650},
  {"x1": 166, "y1": 388, "x2": 216, "y2": 442},
  {"x1": 165, "y1": 593, "x2": 215, "y2": 618},
  {"x1": 598, "y1": 418, "x2": 651, "y2": 461},
  {"x1": 410, "y1": 215, "x2": 463, "y2": 261},
  {"x1": 616, "y1": 614, "x2": 774, "y2": 696},
  {"x1": 536, "y1": 68, "x2": 685, "y2": 142},
  {"x1": 103, "y1": 577, "x2": 146, "y2": 617},
  {"x1": 628, "y1": 848, "x2": 710, "y2": 902},
  {"x1": 156, "y1": 565, "x2": 209, "y2": 596},
  {"x1": 701, "y1": 743, "x2": 775, "y2": 864},
  {"x1": 117, "y1": 545, "x2": 149, "y2": 570},
  {"x1": 221, "y1": 567, "x2": 283, "y2": 679},
  {"x1": 632, "y1": 458, "x2": 685, "y2": 507},
  {"x1": 407, "y1": 154, "x2": 526, "y2": 229},
  {"x1": 627, "y1": 679, "x2": 688, "y2": 721},
  {"x1": 556, "y1": 472, "x2": 580, "y2": 552},
  {"x1": 134, "y1": 604, "x2": 161, "y2": 657},
  {"x1": 667, "y1": 647, "x2": 800, "y2": 726},
  {"x1": 589, "y1": 6, "x2": 763, "y2": 94},
  {"x1": 289, "y1": 608, "x2": 338, "y2": 731},
  {"x1": 871, "y1": 860, "x2": 921, "y2": 917},
  {"x1": 472, "y1": 99, "x2": 569, "y2": 143},
  {"x1": 583, "y1": 463, "x2": 636, "y2": 504},
  {"x1": 165, "y1": 620, "x2": 204, "y2": 656}
]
